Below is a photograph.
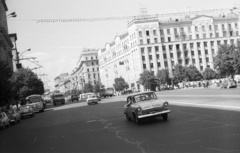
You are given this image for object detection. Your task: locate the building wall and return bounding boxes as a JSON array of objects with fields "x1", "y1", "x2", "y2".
[{"x1": 99, "y1": 11, "x2": 240, "y2": 90}]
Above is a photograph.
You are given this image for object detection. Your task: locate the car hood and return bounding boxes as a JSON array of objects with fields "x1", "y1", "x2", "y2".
[{"x1": 133, "y1": 99, "x2": 164, "y2": 110}]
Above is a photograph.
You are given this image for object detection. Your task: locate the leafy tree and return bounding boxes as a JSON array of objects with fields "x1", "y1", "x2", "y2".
[
  {"x1": 113, "y1": 77, "x2": 129, "y2": 91},
  {"x1": 93, "y1": 81, "x2": 103, "y2": 93},
  {"x1": 173, "y1": 64, "x2": 186, "y2": 83},
  {"x1": 214, "y1": 42, "x2": 240, "y2": 79},
  {"x1": 185, "y1": 65, "x2": 203, "y2": 81},
  {"x1": 156, "y1": 69, "x2": 171, "y2": 87},
  {"x1": 139, "y1": 70, "x2": 156, "y2": 91},
  {"x1": 9, "y1": 68, "x2": 44, "y2": 103},
  {"x1": 83, "y1": 82, "x2": 93, "y2": 93},
  {"x1": 0, "y1": 61, "x2": 13, "y2": 106},
  {"x1": 202, "y1": 67, "x2": 218, "y2": 80}
]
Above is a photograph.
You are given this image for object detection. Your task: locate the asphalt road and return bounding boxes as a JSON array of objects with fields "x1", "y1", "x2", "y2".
[{"x1": 1, "y1": 88, "x2": 240, "y2": 153}]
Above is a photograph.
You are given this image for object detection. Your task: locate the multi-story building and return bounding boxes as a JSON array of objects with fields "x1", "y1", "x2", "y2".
[
  {"x1": 0, "y1": 0, "x2": 14, "y2": 70},
  {"x1": 98, "y1": 7, "x2": 240, "y2": 91},
  {"x1": 54, "y1": 73, "x2": 69, "y2": 93},
  {"x1": 71, "y1": 48, "x2": 100, "y2": 91}
]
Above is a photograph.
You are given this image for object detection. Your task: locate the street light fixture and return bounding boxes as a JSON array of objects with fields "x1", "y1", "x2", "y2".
[
  {"x1": 19, "y1": 48, "x2": 31, "y2": 57},
  {"x1": 0, "y1": 12, "x2": 17, "y2": 24}
]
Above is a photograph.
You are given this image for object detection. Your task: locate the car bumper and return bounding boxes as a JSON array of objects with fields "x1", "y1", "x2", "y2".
[{"x1": 138, "y1": 110, "x2": 170, "y2": 119}]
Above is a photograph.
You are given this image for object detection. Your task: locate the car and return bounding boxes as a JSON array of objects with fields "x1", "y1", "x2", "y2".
[
  {"x1": 6, "y1": 108, "x2": 21, "y2": 125},
  {"x1": 0, "y1": 112, "x2": 10, "y2": 129},
  {"x1": 19, "y1": 105, "x2": 34, "y2": 118},
  {"x1": 124, "y1": 91, "x2": 170, "y2": 124},
  {"x1": 26, "y1": 94, "x2": 46, "y2": 112},
  {"x1": 70, "y1": 94, "x2": 79, "y2": 102},
  {"x1": 86, "y1": 94, "x2": 99, "y2": 105},
  {"x1": 51, "y1": 93, "x2": 65, "y2": 105}
]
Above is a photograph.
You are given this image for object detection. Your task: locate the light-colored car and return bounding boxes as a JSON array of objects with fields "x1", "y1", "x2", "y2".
[
  {"x1": 7, "y1": 108, "x2": 21, "y2": 124},
  {"x1": 86, "y1": 95, "x2": 99, "y2": 105},
  {"x1": 19, "y1": 105, "x2": 34, "y2": 118},
  {"x1": 124, "y1": 91, "x2": 170, "y2": 124},
  {"x1": 0, "y1": 112, "x2": 10, "y2": 129},
  {"x1": 26, "y1": 94, "x2": 46, "y2": 112}
]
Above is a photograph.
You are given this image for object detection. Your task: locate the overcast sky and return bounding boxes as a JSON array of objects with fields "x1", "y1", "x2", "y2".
[{"x1": 6, "y1": 0, "x2": 239, "y2": 90}]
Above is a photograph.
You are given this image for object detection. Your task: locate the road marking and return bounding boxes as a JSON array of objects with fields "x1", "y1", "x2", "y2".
[
  {"x1": 171, "y1": 102, "x2": 240, "y2": 111},
  {"x1": 34, "y1": 137, "x2": 37, "y2": 143}
]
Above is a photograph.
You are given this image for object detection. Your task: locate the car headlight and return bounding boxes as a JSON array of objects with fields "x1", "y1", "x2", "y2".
[
  {"x1": 137, "y1": 107, "x2": 142, "y2": 115},
  {"x1": 163, "y1": 101, "x2": 169, "y2": 109}
]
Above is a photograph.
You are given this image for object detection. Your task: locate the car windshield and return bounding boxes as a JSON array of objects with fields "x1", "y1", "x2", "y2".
[
  {"x1": 134, "y1": 92, "x2": 158, "y2": 103},
  {"x1": 26, "y1": 96, "x2": 41, "y2": 103}
]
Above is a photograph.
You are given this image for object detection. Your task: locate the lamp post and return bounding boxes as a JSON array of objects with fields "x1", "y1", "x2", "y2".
[
  {"x1": 19, "y1": 48, "x2": 31, "y2": 58},
  {"x1": 0, "y1": 12, "x2": 17, "y2": 24}
]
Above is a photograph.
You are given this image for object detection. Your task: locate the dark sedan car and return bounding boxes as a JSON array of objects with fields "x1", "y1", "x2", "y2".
[{"x1": 124, "y1": 91, "x2": 170, "y2": 124}]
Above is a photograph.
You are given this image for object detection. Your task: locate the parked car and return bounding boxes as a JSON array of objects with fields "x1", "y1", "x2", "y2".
[
  {"x1": 6, "y1": 108, "x2": 21, "y2": 125},
  {"x1": 124, "y1": 91, "x2": 170, "y2": 124},
  {"x1": 70, "y1": 94, "x2": 79, "y2": 102},
  {"x1": 19, "y1": 105, "x2": 34, "y2": 118},
  {"x1": 86, "y1": 94, "x2": 99, "y2": 105},
  {"x1": 0, "y1": 112, "x2": 10, "y2": 129},
  {"x1": 26, "y1": 94, "x2": 46, "y2": 112}
]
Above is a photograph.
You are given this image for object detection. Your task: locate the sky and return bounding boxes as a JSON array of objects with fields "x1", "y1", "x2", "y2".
[{"x1": 5, "y1": 0, "x2": 239, "y2": 90}]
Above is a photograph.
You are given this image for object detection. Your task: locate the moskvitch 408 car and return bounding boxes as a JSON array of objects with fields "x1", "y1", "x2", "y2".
[{"x1": 124, "y1": 91, "x2": 170, "y2": 124}]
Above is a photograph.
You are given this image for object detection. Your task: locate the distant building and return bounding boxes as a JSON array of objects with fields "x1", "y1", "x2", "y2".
[
  {"x1": 71, "y1": 48, "x2": 100, "y2": 91},
  {"x1": 54, "y1": 73, "x2": 69, "y2": 93},
  {"x1": 98, "y1": 7, "x2": 240, "y2": 91},
  {"x1": 0, "y1": 0, "x2": 14, "y2": 71}
]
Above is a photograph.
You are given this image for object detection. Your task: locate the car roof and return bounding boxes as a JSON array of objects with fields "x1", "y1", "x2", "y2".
[{"x1": 127, "y1": 91, "x2": 155, "y2": 97}]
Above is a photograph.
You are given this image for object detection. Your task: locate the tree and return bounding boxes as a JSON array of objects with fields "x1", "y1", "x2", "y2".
[
  {"x1": 93, "y1": 81, "x2": 103, "y2": 93},
  {"x1": 202, "y1": 67, "x2": 218, "y2": 80},
  {"x1": 214, "y1": 42, "x2": 240, "y2": 79},
  {"x1": 113, "y1": 77, "x2": 129, "y2": 92},
  {"x1": 9, "y1": 68, "x2": 44, "y2": 103},
  {"x1": 138, "y1": 70, "x2": 156, "y2": 91},
  {"x1": 0, "y1": 61, "x2": 13, "y2": 107},
  {"x1": 173, "y1": 64, "x2": 186, "y2": 83},
  {"x1": 83, "y1": 82, "x2": 93, "y2": 93},
  {"x1": 156, "y1": 69, "x2": 171, "y2": 87},
  {"x1": 185, "y1": 65, "x2": 203, "y2": 81}
]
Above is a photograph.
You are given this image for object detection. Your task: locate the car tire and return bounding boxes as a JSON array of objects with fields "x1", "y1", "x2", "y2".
[
  {"x1": 162, "y1": 113, "x2": 168, "y2": 121},
  {"x1": 133, "y1": 114, "x2": 141, "y2": 124},
  {"x1": 125, "y1": 114, "x2": 131, "y2": 121}
]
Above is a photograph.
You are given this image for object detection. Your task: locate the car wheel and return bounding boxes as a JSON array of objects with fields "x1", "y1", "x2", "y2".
[
  {"x1": 162, "y1": 113, "x2": 168, "y2": 121},
  {"x1": 125, "y1": 114, "x2": 131, "y2": 121},
  {"x1": 133, "y1": 114, "x2": 141, "y2": 124}
]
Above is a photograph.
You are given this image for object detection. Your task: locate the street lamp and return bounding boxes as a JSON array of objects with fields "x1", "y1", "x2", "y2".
[
  {"x1": 19, "y1": 48, "x2": 31, "y2": 58},
  {"x1": 0, "y1": 12, "x2": 17, "y2": 24}
]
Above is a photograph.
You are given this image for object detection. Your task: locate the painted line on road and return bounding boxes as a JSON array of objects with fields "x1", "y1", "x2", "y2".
[{"x1": 171, "y1": 102, "x2": 240, "y2": 111}]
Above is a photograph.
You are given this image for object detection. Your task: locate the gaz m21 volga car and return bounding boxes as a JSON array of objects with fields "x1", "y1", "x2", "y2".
[{"x1": 124, "y1": 91, "x2": 170, "y2": 124}]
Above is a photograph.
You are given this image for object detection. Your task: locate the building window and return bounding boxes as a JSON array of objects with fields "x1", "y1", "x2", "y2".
[
  {"x1": 196, "y1": 34, "x2": 199, "y2": 39},
  {"x1": 176, "y1": 44, "x2": 180, "y2": 51},
  {"x1": 216, "y1": 33, "x2": 219, "y2": 37},
  {"x1": 160, "y1": 30, "x2": 164, "y2": 35},
  {"x1": 92, "y1": 68, "x2": 95, "y2": 71},
  {"x1": 235, "y1": 23, "x2": 238, "y2": 29},
  {"x1": 206, "y1": 57, "x2": 209, "y2": 62},
  {"x1": 147, "y1": 47, "x2": 152, "y2": 53},
  {"x1": 191, "y1": 51, "x2": 194, "y2": 56},
  {"x1": 141, "y1": 48, "x2": 144, "y2": 54},
  {"x1": 197, "y1": 42, "x2": 201, "y2": 48},
  {"x1": 147, "y1": 39, "x2": 150, "y2": 44},
  {"x1": 87, "y1": 68, "x2": 89, "y2": 72},
  {"x1": 168, "y1": 37, "x2": 171, "y2": 42},
  {"x1": 167, "y1": 29, "x2": 170, "y2": 34},
  {"x1": 189, "y1": 35, "x2": 192, "y2": 40},
  {"x1": 142, "y1": 56, "x2": 145, "y2": 61},
  {"x1": 139, "y1": 31, "x2": 143, "y2": 37},
  {"x1": 150, "y1": 63, "x2": 153, "y2": 68},
  {"x1": 157, "y1": 62, "x2": 161, "y2": 67},
  {"x1": 199, "y1": 58, "x2": 202, "y2": 63},
  {"x1": 156, "y1": 54, "x2": 160, "y2": 59},
  {"x1": 209, "y1": 25, "x2": 212, "y2": 31},
  {"x1": 202, "y1": 26, "x2": 205, "y2": 31},
  {"x1": 86, "y1": 57, "x2": 88, "y2": 60},
  {"x1": 146, "y1": 30, "x2": 150, "y2": 36},
  {"x1": 143, "y1": 64, "x2": 146, "y2": 69},
  {"x1": 155, "y1": 46, "x2": 159, "y2": 52},
  {"x1": 163, "y1": 54, "x2": 167, "y2": 59},
  {"x1": 153, "y1": 30, "x2": 157, "y2": 35},
  {"x1": 154, "y1": 38, "x2": 158, "y2": 43},
  {"x1": 192, "y1": 59, "x2": 195, "y2": 64},
  {"x1": 149, "y1": 55, "x2": 152, "y2": 60},
  {"x1": 188, "y1": 27, "x2": 191, "y2": 33},
  {"x1": 140, "y1": 39, "x2": 143, "y2": 44},
  {"x1": 161, "y1": 37, "x2": 165, "y2": 42},
  {"x1": 164, "y1": 62, "x2": 168, "y2": 67},
  {"x1": 169, "y1": 45, "x2": 173, "y2": 51},
  {"x1": 170, "y1": 53, "x2": 173, "y2": 58},
  {"x1": 198, "y1": 50, "x2": 201, "y2": 55},
  {"x1": 205, "y1": 50, "x2": 208, "y2": 55},
  {"x1": 162, "y1": 46, "x2": 166, "y2": 52},
  {"x1": 91, "y1": 56, "x2": 93, "y2": 60},
  {"x1": 195, "y1": 26, "x2": 198, "y2": 32},
  {"x1": 203, "y1": 34, "x2": 206, "y2": 38},
  {"x1": 204, "y1": 42, "x2": 207, "y2": 47},
  {"x1": 210, "y1": 33, "x2": 213, "y2": 38},
  {"x1": 200, "y1": 66, "x2": 203, "y2": 71}
]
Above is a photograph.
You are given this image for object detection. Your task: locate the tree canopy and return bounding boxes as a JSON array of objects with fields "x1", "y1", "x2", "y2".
[
  {"x1": 173, "y1": 64, "x2": 186, "y2": 83},
  {"x1": 0, "y1": 61, "x2": 13, "y2": 106},
  {"x1": 214, "y1": 42, "x2": 240, "y2": 79},
  {"x1": 138, "y1": 70, "x2": 156, "y2": 91},
  {"x1": 113, "y1": 77, "x2": 129, "y2": 91},
  {"x1": 156, "y1": 69, "x2": 171, "y2": 86},
  {"x1": 202, "y1": 67, "x2": 218, "y2": 80},
  {"x1": 9, "y1": 68, "x2": 44, "y2": 103},
  {"x1": 185, "y1": 65, "x2": 203, "y2": 81},
  {"x1": 93, "y1": 81, "x2": 103, "y2": 93},
  {"x1": 83, "y1": 82, "x2": 93, "y2": 93}
]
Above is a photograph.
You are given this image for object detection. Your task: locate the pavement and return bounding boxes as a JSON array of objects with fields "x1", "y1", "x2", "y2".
[{"x1": 46, "y1": 87, "x2": 240, "y2": 112}]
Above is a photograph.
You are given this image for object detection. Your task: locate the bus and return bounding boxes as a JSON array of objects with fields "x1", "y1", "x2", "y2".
[{"x1": 26, "y1": 94, "x2": 46, "y2": 112}]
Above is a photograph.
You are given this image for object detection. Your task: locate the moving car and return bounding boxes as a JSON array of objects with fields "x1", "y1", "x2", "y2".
[
  {"x1": 86, "y1": 94, "x2": 99, "y2": 105},
  {"x1": 7, "y1": 108, "x2": 21, "y2": 124},
  {"x1": 19, "y1": 105, "x2": 34, "y2": 118},
  {"x1": 26, "y1": 94, "x2": 46, "y2": 112},
  {"x1": 124, "y1": 91, "x2": 170, "y2": 124},
  {"x1": 70, "y1": 94, "x2": 79, "y2": 102},
  {"x1": 0, "y1": 112, "x2": 10, "y2": 129},
  {"x1": 51, "y1": 93, "x2": 65, "y2": 105}
]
